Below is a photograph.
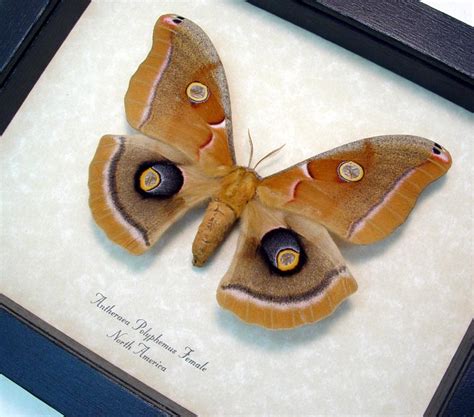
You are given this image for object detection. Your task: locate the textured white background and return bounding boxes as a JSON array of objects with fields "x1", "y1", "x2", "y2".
[{"x1": 1, "y1": 1, "x2": 473, "y2": 416}]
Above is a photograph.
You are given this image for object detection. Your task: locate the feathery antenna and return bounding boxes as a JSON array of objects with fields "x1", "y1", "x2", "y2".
[
  {"x1": 253, "y1": 144, "x2": 286, "y2": 170},
  {"x1": 247, "y1": 129, "x2": 254, "y2": 168}
]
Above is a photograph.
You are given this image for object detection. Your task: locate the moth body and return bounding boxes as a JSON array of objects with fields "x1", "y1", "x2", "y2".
[{"x1": 192, "y1": 167, "x2": 259, "y2": 266}]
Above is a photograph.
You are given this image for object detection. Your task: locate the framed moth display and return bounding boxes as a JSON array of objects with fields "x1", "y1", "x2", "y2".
[{"x1": 88, "y1": 14, "x2": 452, "y2": 330}]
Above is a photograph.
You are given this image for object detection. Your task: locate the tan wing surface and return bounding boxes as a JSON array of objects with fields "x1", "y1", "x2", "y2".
[
  {"x1": 217, "y1": 200, "x2": 357, "y2": 329},
  {"x1": 89, "y1": 135, "x2": 220, "y2": 254},
  {"x1": 257, "y1": 136, "x2": 452, "y2": 244},
  {"x1": 124, "y1": 14, "x2": 235, "y2": 174}
]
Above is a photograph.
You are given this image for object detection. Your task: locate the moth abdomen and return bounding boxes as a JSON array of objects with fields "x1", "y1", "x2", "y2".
[
  {"x1": 192, "y1": 167, "x2": 259, "y2": 266},
  {"x1": 192, "y1": 200, "x2": 236, "y2": 267}
]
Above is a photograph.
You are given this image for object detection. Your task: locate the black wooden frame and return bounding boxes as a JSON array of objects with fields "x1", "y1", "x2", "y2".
[
  {"x1": 0, "y1": 294, "x2": 195, "y2": 417},
  {"x1": 247, "y1": 0, "x2": 474, "y2": 112},
  {"x1": 1, "y1": 1, "x2": 472, "y2": 414},
  {"x1": 0, "y1": 0, "x2": 91, "y2": 135},
  {"x1": 424, "y1": 320, "x2": 474, "y2": 416}
]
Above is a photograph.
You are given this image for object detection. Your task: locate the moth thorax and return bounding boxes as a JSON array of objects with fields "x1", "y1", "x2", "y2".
[{"x1": 217, "y1": 167, "x2": 259, "y2": 216}]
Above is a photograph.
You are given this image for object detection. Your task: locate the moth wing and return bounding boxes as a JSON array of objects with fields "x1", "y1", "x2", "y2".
[
  {"x1": 217, "y1": 200, "x2": 358, "y2": 329},
  {"x1": 89, "y1": 134, "x2": 221, "y2": 254},
  {"x1": 124, "y1": 14, "x2": 235, "y2": 174},
  {"x1": 257, "y1": 135, "x2": 452, "y2": 244}
]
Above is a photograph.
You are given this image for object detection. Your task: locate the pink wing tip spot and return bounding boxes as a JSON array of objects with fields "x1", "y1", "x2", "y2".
[
  {"x1": 433, "y1": 150, "x2": 451, "y2": 165},
  {"x1": 161, "y1": 15, "x2": 184, "y2": 27},
  {"x1": 432, "y1": 143, "x2": 452, "y2": 166}
]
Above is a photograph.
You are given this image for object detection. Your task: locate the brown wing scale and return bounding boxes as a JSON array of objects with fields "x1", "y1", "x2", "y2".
[
  {"x1": 89, "y1": 134, "x2": 220, "y2": 254},
  {"x1": 257, "y1": 135, "x2": 452, "y2": 244},
  {"x1": 124, "y1": 14, "x2": 235, "y2": 174},
  {"x1": 217, "y1": 201, "x2": 357, "y2": 329}
]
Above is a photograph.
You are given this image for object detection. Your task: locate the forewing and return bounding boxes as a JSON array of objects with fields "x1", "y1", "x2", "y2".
[
  {"x1": 257, "y1": 135, "x2": 452, "y2": 244},
  {"x1": 124, "y1": 14, "x2": 235, "y2": 173}
]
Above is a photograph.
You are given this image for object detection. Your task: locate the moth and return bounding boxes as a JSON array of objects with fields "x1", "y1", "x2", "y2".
[{"x1": 88, "y1": 14, "x2": 452, "y2": 329}]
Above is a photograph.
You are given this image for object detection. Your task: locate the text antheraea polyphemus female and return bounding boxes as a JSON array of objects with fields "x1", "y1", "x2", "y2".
[{"x1": 89, "y1": 14, "x2": 452, "y2": 330}]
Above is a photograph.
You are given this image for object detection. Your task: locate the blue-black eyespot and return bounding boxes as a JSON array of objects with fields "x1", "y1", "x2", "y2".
[
  {"x1": 135, "y1": 161, "x2": 184, "y2": 198},
  {"x1": 260, "y1": 228, "x2": 306, "y2": 276}
]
